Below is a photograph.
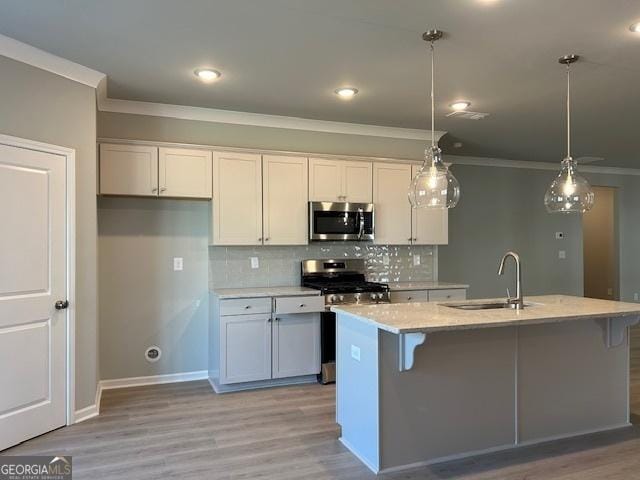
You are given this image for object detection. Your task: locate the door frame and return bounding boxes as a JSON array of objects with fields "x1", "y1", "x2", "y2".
[{"x1": 0, "y1": 133, "x2": 76, "y2": 426}]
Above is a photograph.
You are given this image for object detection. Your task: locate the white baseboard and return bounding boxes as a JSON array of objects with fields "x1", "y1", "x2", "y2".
[
  {"x1": 74, "y1": 384, "x2": 102, "y2": 424},
  {"x1": 99, "y1": 370, "x2": 209, "y2": 390},
  {"x1": 74, "y1": 403, "x2": 99, "y2": 423}
]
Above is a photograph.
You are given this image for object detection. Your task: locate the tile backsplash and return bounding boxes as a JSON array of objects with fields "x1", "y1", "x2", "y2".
[{"x1": 209, "y1": 243, "x2": 436, "y2": 289}]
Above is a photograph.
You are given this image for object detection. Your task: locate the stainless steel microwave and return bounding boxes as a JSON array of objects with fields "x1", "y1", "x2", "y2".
[{"x1": 309, "y1": 202, "x2": 374, "y2": 241}]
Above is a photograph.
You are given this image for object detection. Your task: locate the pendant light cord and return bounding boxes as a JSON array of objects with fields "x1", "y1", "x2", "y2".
[
  {"x1": 566, "y1": 63, "x2": 571, "y2": 159},
  {"x1": 430, "y1": 41, "x2": 435, "y2": 149}
]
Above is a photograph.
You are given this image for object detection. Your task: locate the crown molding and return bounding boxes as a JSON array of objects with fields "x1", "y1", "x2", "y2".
[
  {"x1": 0, "y1": 34, "x2": 105, "y2": 88},
  {"x1": 98, "y1": 96, "x2": 445, "y2": 141},
  {"x1": 448, "y1": 155, "x2": 640, "y2": 176}
]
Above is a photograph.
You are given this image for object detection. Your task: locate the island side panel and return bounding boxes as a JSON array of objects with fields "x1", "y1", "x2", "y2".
[
  {"x1": 336, "y1": 312, "x2": 381, "y2": 472},
  {"x1": 517, "y1": 319, "x2": 630, "y2": 443},
  {"x1": 378, "y1": 327, "x2": 517, "y2": 471}
]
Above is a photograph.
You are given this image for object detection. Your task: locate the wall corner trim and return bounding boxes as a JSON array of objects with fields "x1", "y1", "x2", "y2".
[
  {"x1": 0, "y1": 34, "x2": 105, "y2": 88},
  {"x1": 74, "y1": 384, "x2": 102, "y2": 424}
]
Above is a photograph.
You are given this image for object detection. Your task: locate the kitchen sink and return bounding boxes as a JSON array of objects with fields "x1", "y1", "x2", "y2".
[{"x1": 444, "y1": 301, "x2": 532, "y2": 310}]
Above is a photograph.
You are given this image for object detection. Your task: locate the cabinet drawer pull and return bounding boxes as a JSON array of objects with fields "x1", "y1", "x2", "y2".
[
  {"x1": 299, "y1": 303, "x2": 305, "y2": 307},
  {"x1": 244, "y1": 305, "x2": 251, "y2": 309},
  {"x1": 407, "y1": 296, "x2": 412, "y2": 300}
]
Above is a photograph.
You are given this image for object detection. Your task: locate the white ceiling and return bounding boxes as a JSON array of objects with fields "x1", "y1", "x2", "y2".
[{"x1": 0, "y1": 0, "x2": 639, "y2": 166}]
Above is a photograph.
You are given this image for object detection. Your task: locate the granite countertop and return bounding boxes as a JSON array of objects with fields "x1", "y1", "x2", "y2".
[
  {"x1": 212, "y1": 286, "x2": 321, "y2": 299},
  {"x1": 387, "y1": 281, "x2": 469, "y2": 291},
  {"x1": 331, "y1": 295, "x2": 640, "y2": 334}
]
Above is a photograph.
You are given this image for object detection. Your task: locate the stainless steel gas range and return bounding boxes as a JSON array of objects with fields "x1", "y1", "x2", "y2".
[{"x1": 301, "y1": 259, "x2": 390, "y2": 384}]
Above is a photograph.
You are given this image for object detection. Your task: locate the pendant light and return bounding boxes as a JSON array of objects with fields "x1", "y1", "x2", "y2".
[
  {"x1": 409, "y1": 29, "x2": 460, "y2": 209},
  {"x1": 544, "y1": 55, "x2": 594, "y2": 214}
]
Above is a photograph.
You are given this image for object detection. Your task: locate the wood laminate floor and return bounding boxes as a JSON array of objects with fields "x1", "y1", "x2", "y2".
[{"x1": 3, "y1": 378, "x2": 640, "y2": 479}]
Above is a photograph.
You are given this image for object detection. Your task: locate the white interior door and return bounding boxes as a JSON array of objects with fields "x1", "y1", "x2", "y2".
[{"x1": 0, "y1": 142, "x2": 67, "y2": 451}]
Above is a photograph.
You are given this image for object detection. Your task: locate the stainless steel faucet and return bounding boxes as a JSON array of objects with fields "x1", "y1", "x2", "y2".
[{"x1": 498, "y1": 251, "x2": 524, "y2": 309}]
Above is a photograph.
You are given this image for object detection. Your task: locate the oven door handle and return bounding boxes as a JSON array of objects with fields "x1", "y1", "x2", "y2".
[{"x1": 357, "y1": 208, "x2": 364, "y2": 240}]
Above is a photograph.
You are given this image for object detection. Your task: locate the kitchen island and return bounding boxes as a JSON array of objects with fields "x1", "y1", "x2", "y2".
[{"x1": 332, "y1": 295, "x2": 640, "y2": 474}]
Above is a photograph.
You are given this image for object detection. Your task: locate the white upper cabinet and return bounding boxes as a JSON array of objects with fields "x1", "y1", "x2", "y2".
[
  {"x1": 100, "y1": 144, "x2": 158, "y2": 196},
  {"x1": 158, "y1": 147, "x2": 212, "y2": 198},
  {"x1": 342, "y1": 161, "x2": 373, "y2": 203},
  {"x1": 212, "y1": 152, "x2": 263, "y2": 245},
  {"x1": 373, "y1": 162, "x2": 412, "y2": 245},
  {"x1": 262, "y1": 155, "x2": 308, "y2": 245},
  {"x1": 309, "y1": 158, "x2": 372, "y2": 203},
  {"x1": 410, "y1": 165, "x2": 448, "y2": 245}
]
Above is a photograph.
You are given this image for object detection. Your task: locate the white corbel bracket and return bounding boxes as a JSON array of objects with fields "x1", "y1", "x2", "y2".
[
  {"x1": 597, "y1": 316, "x2": 640, "y2": 348},
  {"x1": 398, "y1": 332, "x2": 427, "y2": 371}
]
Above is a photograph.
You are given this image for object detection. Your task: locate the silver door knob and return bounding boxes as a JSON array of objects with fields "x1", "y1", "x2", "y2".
[{"x1": 55, "y1": 300, "x2": 69, "y2": 310}]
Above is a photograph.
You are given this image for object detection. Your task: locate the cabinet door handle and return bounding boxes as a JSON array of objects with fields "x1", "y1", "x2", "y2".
[
  {"x1": 244, "y1": 305, "x2": 251, "y2": 309},
  {"x1": 264, "y1": 237, "x2": 270, "y2": 242},
  {"x1": 407, "y1": 238, "x2": 412, "y2": 242},
  {"x1": 160, "y1": 186, "x2": 167, "y2": 192},
  {"x1": 258, "y1": 237, "x2": 263, "y2": 242},
  {"x1": 151, "y1": 187, "x2": 158, "y2": 193},
  {"x1": 407, "y1": 296, "x2": 412, "y2": 301},
  {"x1": 299, "y1": 304, "x2": 305, "y2": 308},
  {"x1": 267, "y1": 317, "x2": 272, "y2": 322},
  {"x1": 413, "y1": 238, "x2": 417, "y2": 241}
]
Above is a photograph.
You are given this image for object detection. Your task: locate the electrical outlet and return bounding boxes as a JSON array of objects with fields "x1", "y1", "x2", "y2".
[
  {"x1": 382, "y1": 254, "x2": 390, "y2": 266},
  {"x1": 413, "y1": 254, "x2": 421, "y2": 266},
  {"x1": 558, "y1": 250, "x2": 566, "y2": 259},
  {"x1": 351, "y1": 344, "x2": 361, "y2": 362},
  {"x1": 250, "y1": 257, "x2": 259, "y2": 269},
  {"x1": 173, "y1": 257, "x2": 183, "y2": 271}
]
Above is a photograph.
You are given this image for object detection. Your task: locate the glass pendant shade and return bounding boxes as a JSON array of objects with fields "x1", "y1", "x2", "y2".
[
  {"x1": 544, "y1": 157, "x2": 594, "y2": 213},
  {"x1": 409, "y1": 146, "x2": 460, "y2": 209}
]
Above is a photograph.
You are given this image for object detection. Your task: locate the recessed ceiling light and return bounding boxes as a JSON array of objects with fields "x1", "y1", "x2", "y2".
[
  {"x1": 630, "y1": 22, "x2": 640, "y2": 33},
  {"x1": 334, "y1": 87, "x2": 358, "y2": 99},
  {"x1": 450, "y1": 101, "x2": 471, "y2": 111},
  {"x1": 194, "y1": 68, "x2": 221, "y2": 82}
]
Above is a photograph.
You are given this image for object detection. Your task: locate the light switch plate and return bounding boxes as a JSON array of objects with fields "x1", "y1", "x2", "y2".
[
  {"x1": 558, "y1": 250, "x2": 566, "y2": 259},
  {"x1": 173, "y1": 257, "x2": 183, "y2": 271},
  {"x1": 382, "y1": 254, "x2": 390, "y2": 266},
  {"x1": 250, "y1": 257, "x2": 259, "y2": 269},
  {"x1": 413, "y1": 255, "x2": 421, "y2": 266},
  {"x1": 351, "y1": 344, "x2": 361, "y2": 362}
]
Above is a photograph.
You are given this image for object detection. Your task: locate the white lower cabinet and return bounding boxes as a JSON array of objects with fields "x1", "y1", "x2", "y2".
[
  {"x1": 212, "y1": 295, "x2": 322, "y2": 390},
  {"x1": 220, "y1": 313, "x2": 272, "y2": 384},
  {"x1": 272, "y1": 313, "x2": 321, "y2": 379}
]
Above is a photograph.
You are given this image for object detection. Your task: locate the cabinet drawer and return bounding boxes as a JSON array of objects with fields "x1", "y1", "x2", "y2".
[
  {"x1": 428, "y1": 289, "x2": 467, "y2": 302},
  {"x1": 220, "y1": 297, "x2": 272, "y2": 316},
  {"x1": 275, "y1": 295, "x2": 324, "y2": 315},
  {"x1": 390, "y1": 290, "x2": 429, "y2": 303}
]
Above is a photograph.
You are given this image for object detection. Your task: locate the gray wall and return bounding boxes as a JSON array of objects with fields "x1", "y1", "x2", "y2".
[
  {"x1": 439, "y1": 165, "x2": 584, "y2": 299},
  {"x1": 98, "y1": 197, "x2": 210, "y2": 380},
  {"x1": 0, "y1": 56, "x2": 98, "y2": 409}
]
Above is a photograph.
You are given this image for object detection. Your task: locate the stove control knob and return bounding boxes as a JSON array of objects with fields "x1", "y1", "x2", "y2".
[
  {"x1": 327, "y1": 295, "x2": 336, "y2": 304},
  {"x1": 377, "y1": 292, "x2": 385, "y2": 300},
  {"x1": 370, "y1": 293, "x2": 377, "y2": 300},
  {"x1": 338, "y1": 295, "x2": 345, "y2": 302}
]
